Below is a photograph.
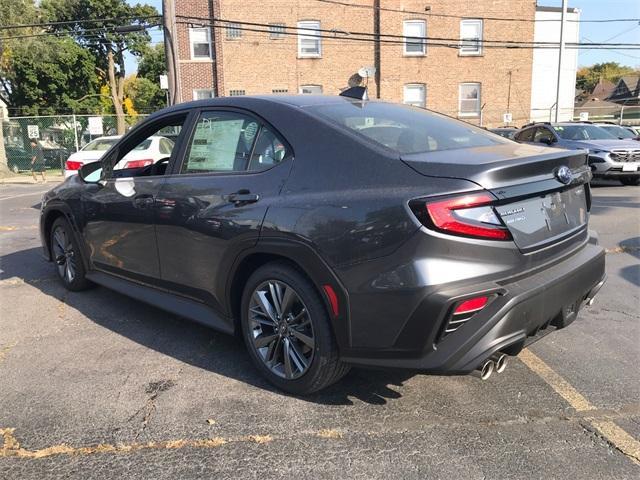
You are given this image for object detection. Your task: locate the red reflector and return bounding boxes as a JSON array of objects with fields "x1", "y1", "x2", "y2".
[
  {"x1": 454, "y1": 296, "x2": 489, "y2": 315},
  {"x1": 65, "y1": 160, "x2": 83, "y2": 171},
  {"x1": 425, "y1": 193, "x2": 511, "y2": 241},
  {"x1": 322, "y1": 284, "x2": 339, "y2": 317},
  {"x1": 125, "y1": 159, "x2": 153, "y2": 169}
]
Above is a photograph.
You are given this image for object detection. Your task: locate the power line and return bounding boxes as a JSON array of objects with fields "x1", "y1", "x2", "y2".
[
  {"x1": 0, "y1": 15, "x2": 161, "y2": 31},
  {"x1": 311, "y1": 0, "x2": 640, "y2": 23},
  {"x1": 177, "y1": 17, "x2": 640, "y2": 50},
  {"x1": 1, "y1": 24, "x2": 160, "y2": 41}
]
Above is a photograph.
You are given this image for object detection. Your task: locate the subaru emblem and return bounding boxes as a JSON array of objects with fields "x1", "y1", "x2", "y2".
[{"x1": 556, "y1": 166, "x2": 573, "y2": 185}]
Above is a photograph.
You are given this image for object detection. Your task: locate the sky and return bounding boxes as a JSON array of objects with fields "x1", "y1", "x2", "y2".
[{"x1": 124, "y1": 0, "x2": 640, "y2": 75}]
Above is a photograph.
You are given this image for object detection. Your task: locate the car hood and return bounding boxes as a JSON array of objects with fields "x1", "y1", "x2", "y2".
[{"x1": 560, "y1": 139, "x2": 640, "y2": 151}]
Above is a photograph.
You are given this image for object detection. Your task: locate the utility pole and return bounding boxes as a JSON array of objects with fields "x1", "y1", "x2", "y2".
[
  {"x1": 162, "y1": 0, "x2": 181, "y2": 105},
  {"x1": 373, "y1": 0, "x2": 381, "y2": 99},
  {"x1": 554, "y1": 0, "x2": 567, "y2": 122}
]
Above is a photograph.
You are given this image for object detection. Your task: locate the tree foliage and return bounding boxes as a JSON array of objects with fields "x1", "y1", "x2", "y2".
[{"x1": 576, "y1": 62, "x2": 638, "y2": 94}]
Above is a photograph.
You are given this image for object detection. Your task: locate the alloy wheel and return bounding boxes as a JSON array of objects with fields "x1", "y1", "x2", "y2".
[
  {"x1": 248, "y1": 280, "x2": 315, "y2": 379},
  {"x1": 52, "y1": 225, "x2": 76, "y2": 284}
]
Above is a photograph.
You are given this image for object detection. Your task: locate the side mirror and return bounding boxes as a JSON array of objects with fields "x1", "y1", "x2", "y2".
[
  {"x1": 79, "y1": 161, "x2": 103, "y2": 184},
  {"x1": 541, "y1": 137, "x2": 555, "y2": 146}
]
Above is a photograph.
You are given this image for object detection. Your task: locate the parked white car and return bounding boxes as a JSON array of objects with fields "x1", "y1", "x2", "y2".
[{"x1": 64, "y1": 135, "x2": 175, "y2": 178}]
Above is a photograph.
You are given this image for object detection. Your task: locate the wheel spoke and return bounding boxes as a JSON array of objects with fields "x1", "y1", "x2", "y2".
[
  {"x1": 289, "y1": 308, "x2": 307, "y2": 326},
  {"x1": 53, "y1": 230, "x2": 65, "y2": 252},
  {"x1": 269, "y1": 282, "x2": 282, "y2": 317},
  {"x1": 66, "y1": 256, "x2": 76, "y2": 280},
  {"x1": 265, "y1": 336, "x2": 282, "y2": 365},
  {"x1": 253, "y1": 290, "x2": 277, "y2": 323},
  {"x1": 283, "y1": 338, "x2": 294, "y2": 378},
  {"x1": 254, "y1": 333, "x2": 278, "y2": 349},
  {"x1": 290, "y1": 329, "x2": 314, "y2": 349},
  {"x1": 288, "y1": 340, "x2": 308, "y2": 371},
  {"x1": 280, "y1": 286, "x2": 296, "y2": 317}
]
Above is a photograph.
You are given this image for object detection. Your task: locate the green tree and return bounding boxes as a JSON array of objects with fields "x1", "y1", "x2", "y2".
[
  {"x1": 41, "y1": 0, "x2": 159, "y2": 134},
  {"x1": 138, "y1": 43, "x2": 166, "y2": 83},
  {"x1": 124, "y1": 76, "x2": 165, "y2": 114},
  {"x1": 576, "y1": 62, "x2": 638, "y2": 93}
]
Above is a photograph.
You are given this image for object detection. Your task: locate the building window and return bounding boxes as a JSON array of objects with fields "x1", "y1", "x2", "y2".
[
  {"x1": 269, "y1": 23, "x2": 285, "y2": 39},
  {"x1": 193, "y1": 89, "x2": 215, "y2": 100},
  {"x1": 229, "y1": 89, "x2": 245, "y2": 96},
  {"x1": 460, "y1": 19, "x2": 483, "y2": 55},
  {"x1": 459, "y1": 83, "x2": 481, "y2": 117},
  {"x1": 403, "y1": 84, "x2": 426, "y2": 107},
  {"x1": 297, "y1": 21, "x2": 321, "y2": 58},
  {"x1": 190, "y1": 27, "x2": 211, "y2": 59},
  {"x1": 272, "y1": 89, "x2": 288, "y2": 94},
  {"x1": 299, "y1": 85, "x2": 323, "y2": 94},
  {"x1": 403, "y1": 20, "x2": 426, "y2": 56},
  {"x1": 226, "y1": 22, "x2": 242, "y2": 39}
]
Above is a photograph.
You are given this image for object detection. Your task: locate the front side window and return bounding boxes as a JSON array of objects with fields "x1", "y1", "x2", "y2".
[
  {"x1": 300, "y1": 85, "x2": 323, "y2": 94},
  {"x1": 403, "y1": 20, "x2": 426, "y2": 56},
  {"x1": 182, "y1": 112, "x2": 289, "y2": 174},
  {"x1": 515, "y1": 128, "x2": 535, "y2": 142},
  {"x1": 459, "y1": 83, "x2": 481, "y2": 117},
  {"x1": 226, "y1": 22, "x2": 242, "y2": 39},
  {"x1": 190, "y1": 28, "x2": 211, "y2": 59},
  {"x1": 403, "y1": 84, "x2": 426, "y2": 108},
  {"x1": 460, "y1": 19, "x2": 483, "y2": 55},
  {"x1": 298, "y1": 21, "x2": 321, "y2": 57},
  {"x1": 533, "y1": 127, "x2": 556, "y2": 143}
]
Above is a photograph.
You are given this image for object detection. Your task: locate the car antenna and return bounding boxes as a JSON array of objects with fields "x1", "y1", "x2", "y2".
[{"x1": 339, "y1": 86, "x2": 368, "y2": 101}]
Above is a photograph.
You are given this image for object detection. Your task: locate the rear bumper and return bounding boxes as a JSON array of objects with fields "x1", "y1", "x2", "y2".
[
  {"x1": 340, "y1": 237, "x2": 606, "y2": 373},
  {"x1": 593, "y1": 170, "x2": 640, "y2": 179}
]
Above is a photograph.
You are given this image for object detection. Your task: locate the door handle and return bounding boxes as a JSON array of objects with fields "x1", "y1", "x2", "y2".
[
  {"x1": 227, "y1": 190, "x2": 260, "y2": 205},
  {"x1": 133, "y1": 195, "x2": 155, "y2": 208}
]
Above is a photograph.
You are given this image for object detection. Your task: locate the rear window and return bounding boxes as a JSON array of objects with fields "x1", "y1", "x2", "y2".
[
  {"x1": 306, "y1": 101, "x2": 503, "y2": 154},
  {"x1": 83, "y1": 138, "x2": 118, "y2": 151}
]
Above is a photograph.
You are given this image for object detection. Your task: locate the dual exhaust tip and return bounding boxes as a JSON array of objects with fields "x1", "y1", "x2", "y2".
[{"x1": 476, "y1": 352, "x2": 508, "y2": 380}]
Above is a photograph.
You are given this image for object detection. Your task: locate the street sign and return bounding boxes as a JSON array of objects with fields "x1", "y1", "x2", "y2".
[
  {"x1": 27, "y1": 125, "x2": 39, "y2": 139},
  {"x1": 579, "y1": 112, "x2": 589, "y2": 121},
  {"x1": 88, "y1": 116, "x2": 103, "y2": 135},
  {"x1": 503, "y1": 113, "x2": 513, "y2": 124},
  {"x1": 159, "y1": 74, "x2": 169, "y2": 90}
]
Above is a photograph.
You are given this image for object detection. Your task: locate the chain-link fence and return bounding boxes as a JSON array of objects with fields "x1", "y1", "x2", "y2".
[{"x1": 2, "y1": 114, "x2": 148, "y2": 174}]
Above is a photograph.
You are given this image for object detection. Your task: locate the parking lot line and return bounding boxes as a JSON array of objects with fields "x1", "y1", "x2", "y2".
[{"x1": 520, "y1": 349, "x2": 640, "y2": 465}]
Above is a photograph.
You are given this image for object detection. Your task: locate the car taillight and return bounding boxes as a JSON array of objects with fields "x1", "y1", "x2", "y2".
[
  {"x1": 65, "y1": 160, "x2": 83, "y2": 171},
  {"x1": 124, "y1": 159, "x2": 153, "y2": 169},
  {"x1": 411, "y1": 192, "x2": 512, "y2": 241},
  {"x1": 454, "y1": 296, "x2": 489, "y2": 315}
]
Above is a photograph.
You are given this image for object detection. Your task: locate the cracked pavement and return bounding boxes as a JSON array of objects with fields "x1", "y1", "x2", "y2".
[{"x1": 0, "y1": 179, "x2": 638, "y2": 479}]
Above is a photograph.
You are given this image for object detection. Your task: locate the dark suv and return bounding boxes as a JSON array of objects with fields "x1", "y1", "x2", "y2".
[
  {"x1": 515, "y1": 122, "x2": 640, "y2": 185},
  {"x1": 40, "y1": 95, "x2": 606, "y2": 394}
]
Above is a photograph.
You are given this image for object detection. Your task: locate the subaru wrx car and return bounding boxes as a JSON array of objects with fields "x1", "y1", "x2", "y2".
[
  {"x1": 515, "y1": 122, "x2": 640, "y2": 186},
  {"x1": 40, "y1": 94, "x2": 606, "y2": 394}
]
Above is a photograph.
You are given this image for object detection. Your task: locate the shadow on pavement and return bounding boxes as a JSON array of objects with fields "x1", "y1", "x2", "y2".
[
  {"x1": 618, "y1": 237, "x2": 640, "y2": 287},
  {"x1": 1, "y1": 246, "x2": 415, "y2": 406}
]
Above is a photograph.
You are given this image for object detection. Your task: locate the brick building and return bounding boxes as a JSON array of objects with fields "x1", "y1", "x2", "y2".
[{"x1": 170, "y1": 0, "x2": 537, "y2": 127}]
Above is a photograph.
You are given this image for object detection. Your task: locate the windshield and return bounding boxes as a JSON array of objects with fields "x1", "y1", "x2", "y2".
[
  {"x1": 83, "y1": 138, "x2": 118, "y2": 151},
  {"x1": 552, "y1": 125, "x2": 617, "y2": 141},
  {"x1": 600, "y1": 125, "x2": 635, "y2": 139},
  {"x1": 306, "y1": 101, "x2": 503, "y2": 154}
]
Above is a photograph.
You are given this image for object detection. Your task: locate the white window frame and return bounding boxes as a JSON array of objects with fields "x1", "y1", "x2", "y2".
[
  {"x1": 403, "y1": 20, "x2": 426, "y2": 56},
  {"x1": 299, "y1": 85, "x2": 323, "y2": 94},
  {"x1": 193, "y1": 89, "x2": 216, "y2": 100},
  {"x1": 459, "y1": 19, "x2": 483, "y2": 56},
  {"x1": 458, "y1": 83, "x2": 481, "y2": 117},
  {"x1": 297, "y1": 20, "x2": 322, "y2": 58},
  {"x1": 189, "y1": 27, "x2": 212, "y2": 60},
  {"x1": 403, "y1": 83, "x2": 426, "y2": 108}
]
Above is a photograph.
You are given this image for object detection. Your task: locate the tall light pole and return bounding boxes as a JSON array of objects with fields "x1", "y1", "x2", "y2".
[{"x1": 554, "y1": 0, "x2": 568, "y2": 122}]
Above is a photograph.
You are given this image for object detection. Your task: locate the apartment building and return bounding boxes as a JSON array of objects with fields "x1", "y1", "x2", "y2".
[{"x1": 171, "y1": 0, "x2": 537, "y2": 127}]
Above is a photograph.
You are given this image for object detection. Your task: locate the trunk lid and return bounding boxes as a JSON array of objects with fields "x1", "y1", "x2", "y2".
[{"x1": 402, "y1": 143, "x2": 591, "y2": 252}]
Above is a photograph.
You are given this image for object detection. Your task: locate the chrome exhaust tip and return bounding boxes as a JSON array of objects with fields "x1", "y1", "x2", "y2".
[
  {"x1": 490, "y1": 353, "x2": 508, "y2": 373},
  {"x1": 476, "y1": 359, "x2": 495, "y2": 380}
]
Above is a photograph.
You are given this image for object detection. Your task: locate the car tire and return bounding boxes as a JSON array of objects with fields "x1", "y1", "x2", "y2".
[
  {"x1": 50, "y1": 217, "x2": 92, "y2": 291},
  {"x1": 620, "y1": 177, "x2": 639, "y2": 186},
  {"x1": 240, "y1": 261, "x2": 350, "y2": 395}
]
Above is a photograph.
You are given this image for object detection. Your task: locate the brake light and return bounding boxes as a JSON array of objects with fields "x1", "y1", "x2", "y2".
[
  {"x1": 454, "y1": 296, "x2": 489, "y2": 315},
  {"x1": 413, "y1": 193, "x2": 511, "y2": 241},
  {"x1": 65, "y1": 160, "x2": 83, "y2": 171},
  {"x1": 124, "y1": 159, "x2": 153, "y2": 169}
]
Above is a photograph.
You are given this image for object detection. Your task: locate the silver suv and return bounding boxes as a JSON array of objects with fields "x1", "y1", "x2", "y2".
[{"x1": 514, "y1": 122, "x2": 640, "y2": 186}]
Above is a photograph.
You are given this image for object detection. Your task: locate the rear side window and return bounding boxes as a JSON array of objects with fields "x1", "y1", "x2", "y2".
[
  {"x1": 307, "y1": 102, "x2": 502, "y2": 154},
  {"x1": 182, "y1": 111, "x2": 289, "y2": 174}
]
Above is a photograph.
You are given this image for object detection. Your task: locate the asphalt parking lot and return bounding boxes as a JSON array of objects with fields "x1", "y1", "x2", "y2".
[{"x1": 0, "y1": 179, "x2": 638, "y2": 479}]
